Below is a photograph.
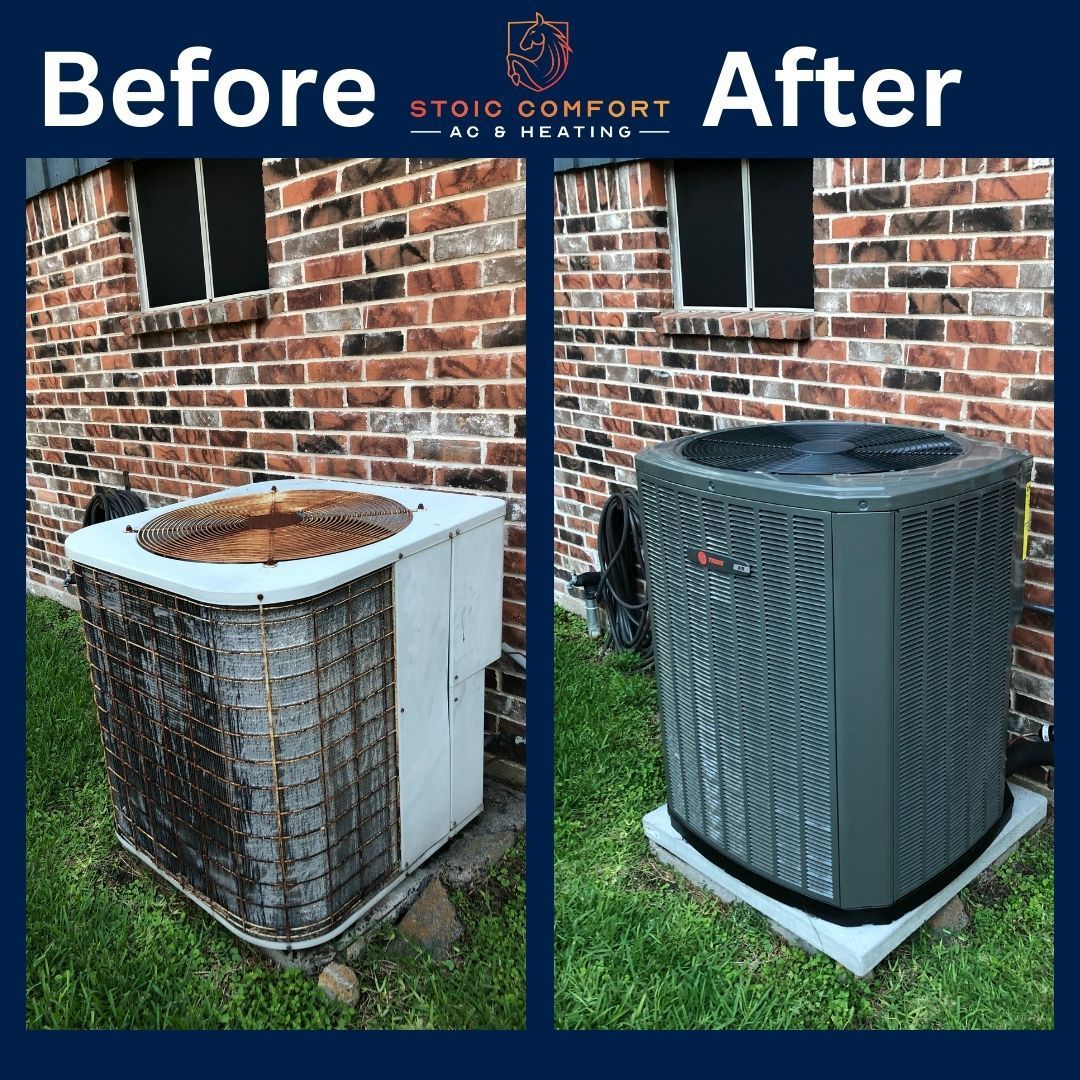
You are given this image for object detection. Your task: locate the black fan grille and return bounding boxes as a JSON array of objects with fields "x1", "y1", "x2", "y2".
[{"x1": 681, "y1": 422, "x2": 964, "y2": 475}]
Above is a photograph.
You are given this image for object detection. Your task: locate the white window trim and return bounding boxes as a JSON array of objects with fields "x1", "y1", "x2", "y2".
[
  {"x1": 126, "y1": 158, "x2": 267, "y2": 313},
  {"x1": 667, "y1": 158, "x2": 814, "y2": 315},
  {"x1": 192, "y1": 159, "x2": 215, "y2": 301}
]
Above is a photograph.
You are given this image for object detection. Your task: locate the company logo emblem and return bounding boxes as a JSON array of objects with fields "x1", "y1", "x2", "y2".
[
  {"x1": 506, "y1": 12, "x2": 571, "y2": 92},
  {"x1": 687, "y1": 548, "x2": 753, "y2": 577}
]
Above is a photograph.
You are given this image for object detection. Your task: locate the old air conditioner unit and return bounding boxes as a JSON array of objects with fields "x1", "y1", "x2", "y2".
[
  {"x1": 65, "y1": 479, "x2": 505, "y2": 949},
  {"x1": 637, "y1": 421, "x2": 1030, "y2": 922}
]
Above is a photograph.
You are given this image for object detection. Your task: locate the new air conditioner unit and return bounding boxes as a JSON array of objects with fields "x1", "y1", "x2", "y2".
[
  {"x1": 637, "y1": 421, "x2": 1031, "y2": 922},
  {"x1": 65, "y1": 479, "x2": 506, "y2": 949}
]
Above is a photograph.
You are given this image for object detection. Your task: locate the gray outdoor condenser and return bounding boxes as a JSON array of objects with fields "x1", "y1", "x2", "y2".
[{"x1": 636, "y1": 421, "x2": 1031, "y2": 920}]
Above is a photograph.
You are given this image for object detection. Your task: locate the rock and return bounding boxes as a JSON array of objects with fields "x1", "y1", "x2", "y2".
[
  {"x1": 928, "y1": 896, "x2": 970, "y2": 939},
  {"x1": 396, "y1": 877, "x2": 463, "y2": 958},
  {"x1": 444, "y1": 829, "x2": 517, "y2": 886},
  {"x1": 483, "y1": 755, "x2": 526, "y2": 791},
  {"x1": 318, "y1": 962, "x2": 359, "y2": 1006}
]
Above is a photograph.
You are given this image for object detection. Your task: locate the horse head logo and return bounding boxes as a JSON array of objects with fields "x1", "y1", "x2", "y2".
[{"x1": 506, "y1": 13, "x2": 571, "y2": 92}]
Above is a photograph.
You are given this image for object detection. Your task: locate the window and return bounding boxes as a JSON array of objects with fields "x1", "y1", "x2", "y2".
[
  {"x1": 128, "y1": 158, "x2": 269, "y2": 310},
  {"x1": 670, "y1": 158, "x2": 813, "y2": 311}
]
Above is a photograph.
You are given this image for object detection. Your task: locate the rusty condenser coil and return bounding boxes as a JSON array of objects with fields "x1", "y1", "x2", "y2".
[{"x1": 137, "y1": 488, "x2": 413, "y2": 564}]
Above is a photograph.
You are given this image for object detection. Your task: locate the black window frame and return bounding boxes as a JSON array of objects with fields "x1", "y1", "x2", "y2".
[
  {"x1": 127, "y1": 157, "x2": 269, "y2": 311},
  {"x1": 668, "y1": 158, "x2": 814, "y2": 313}
]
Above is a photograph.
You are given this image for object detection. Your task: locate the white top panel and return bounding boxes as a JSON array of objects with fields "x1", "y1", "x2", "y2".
[{"x1": 65, "y1": 479, "x2": 506, "y2": 606}]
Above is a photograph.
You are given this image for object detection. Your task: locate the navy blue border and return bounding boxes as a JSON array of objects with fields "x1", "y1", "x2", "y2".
[{"x1": 13, "y1": 0, "x2": 1069, "y2": 1054}]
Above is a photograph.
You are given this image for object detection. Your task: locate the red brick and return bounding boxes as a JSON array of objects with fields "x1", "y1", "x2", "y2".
[
  {"x1": 909, "y1": 181, "x2": 973, "y2": 206},
  {"x1": 782, "y1": 360, "x2": 829, "y2": 381},
  {"x1": 281, "y1": 173, "x2": 338, "y2": 207},
  {"x1": 409, "y1": 196, "x2": 487, "y2": 234},
  {"x1": 408, "y1": 264, "x2": 481, "y2": 294},
  {"x1": 848, "y1": 388, "x2": 901, "y2": 411},
  {"x1": 829, "y1": 363, "x2": 882, "y2": 386},
  {"x1": 367, "y1": 300, "x2": 429, "y2": 329},
  {"x1": 305, "y1": 359, "x2": 362, "y2": 382},
  {"x1": 943, "y1": 372, "x2": 1009, "y2": 397},
  {"x1": 483, "y1": 383, "x2": 527, "y2": 409},
  {"x1": 414, "y1": 327, "x2": 484, "y2": 354},
  {"x1": 433, "y1": 353, "x2": 509, "y2": 379},
  {"x1": 431, "y1": 291, "x2": 511, "y2": 323},
  {"x1": 905, "y1": 345, "x2": 966, "y2": 369},
  {"x1": 832, "y1": 215, "x2": 886, "y2": 238},
  {"x1": 975, "y1": 236, "x2": 1047, "y2": 260},
  {"x1": 411, "y1": 384, "x2": 480, "y2": 409},
  {"x1": 345, "y1": 385, "x2": 405, "y2": 408},
  {"x1": 850, "y1": 292, "x2": 906, "y2": 314},
  {"x1": 950, "y1": 264, "x2": 1019, "y2": 288},
  {"x1": 365, "y1": 357, "x2": 429, "y2": 381},
  {"x1": 434, "y1": 160, "x2": 519, "y2": 197},
  {"x1": 947, "y1": 320, "x2": 1012, "y2": 344},
  {"x1": 976, "y1": 174, "x2": 1050, "y2": 202},
  {"x1": 304, "y1": 252, "x2": 365, "y2": 281},
  {"x1": 966, "y1": 348, "x2": 1038, "y2": 373},
  {"x1": 909, "y1": 239, "x2": 972, "y2": 261},
  {"x1": 832, "y1": 316, "x2": 885, "y2": 338},
  {"x1": 362, "y1": 178, "x2": 431, "y2": 214},
  {"x1": 798, "y1": 384, "x2": 845, "y2": 407},
  {"x1": 968, "y1": 401, "x2": 1034, "y2": 427},
  {"x1": 286, "y1": 284, "x2": 341, "y2": 310},
  {"x1": 905, "y1": 394, "x2": 962, "y2": 419}
]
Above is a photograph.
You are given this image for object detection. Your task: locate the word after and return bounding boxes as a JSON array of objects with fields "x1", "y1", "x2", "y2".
[{"x1": 704, "y1": 47, "x2": 962, "y2": 128}]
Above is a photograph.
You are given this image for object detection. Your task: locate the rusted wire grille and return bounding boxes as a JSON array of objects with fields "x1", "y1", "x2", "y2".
[
  {"x1": 136, "y1": 488, "x2": 413, "y2": 564},
  {"x1": 74, "y1": 564, "x2": 401, "y2": 945}
]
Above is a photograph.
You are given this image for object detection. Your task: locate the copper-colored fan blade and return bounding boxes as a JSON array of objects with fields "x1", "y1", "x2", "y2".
[{"x1": 137, "y1": 489, "x2": 413, "y2": 563}]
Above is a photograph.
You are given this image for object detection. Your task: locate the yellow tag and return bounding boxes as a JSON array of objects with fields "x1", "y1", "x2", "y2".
[{"x1": 1022, "y1": 482, "x2": 1032, "y2": 559}]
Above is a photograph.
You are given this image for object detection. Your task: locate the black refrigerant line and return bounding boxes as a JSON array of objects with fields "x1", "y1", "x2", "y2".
[
  {"x1": 65, "y1": 480, "x2": 148, "y2": 592},
  {"x1": 81, "y1": 486, "x2": 146, "y2": 526},
  {"x1": 569, "y1": 489, "x2": 653, "y2": 665},
  {"x1": 82, "y1": 473, "x2": 147, "y2": 527}
]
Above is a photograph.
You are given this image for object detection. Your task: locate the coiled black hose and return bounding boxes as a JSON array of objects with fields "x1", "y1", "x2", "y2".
[
  {"x1": 595, "y1": 489, "x2": 652, "y2": 663},
  {"x1": 82, "y1": 487, "x2": 146, "y2": 526}
]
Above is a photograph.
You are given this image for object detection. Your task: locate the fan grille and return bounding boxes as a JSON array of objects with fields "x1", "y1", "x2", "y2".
[
  {"x1": 681, "y1": 422, "x2": 964, "y2": 475},
  {"x1": 138, "y1": 488, "x2": 413, "y2": 563}
]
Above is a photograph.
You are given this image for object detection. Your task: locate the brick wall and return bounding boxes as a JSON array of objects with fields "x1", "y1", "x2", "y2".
[
  {"x1": 553, "y1": 157, "x2": 1053, "y2": 749},
  {"x1": 26, "y1": 156, "x2": 526, "y2": 755}
]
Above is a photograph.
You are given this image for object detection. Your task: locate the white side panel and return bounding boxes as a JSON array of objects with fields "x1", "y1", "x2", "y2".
[
  {"x1": 449, "y1": 517, "x2": 506, "y2": 681},
  {"x1": 450, "y1": 671, "x2": 486, "y2": 829},
  {"x1": 394, "y1": 542, "x2": 452, "y2": 868}
]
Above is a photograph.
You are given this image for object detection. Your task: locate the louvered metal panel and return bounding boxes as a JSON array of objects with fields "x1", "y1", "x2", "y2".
[
  {"x1": 638, "y1": 422, "x2": 1028, "y2": 915},
  {"x1": 893, "y1": 482, "x2": 1015, "y2": 895},
  {"x1": 640, "y1": 475, "x2": 837, "y2": 900}
]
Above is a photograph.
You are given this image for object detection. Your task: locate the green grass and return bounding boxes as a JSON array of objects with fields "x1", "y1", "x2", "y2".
[
  {"x1": 554, "y1": 608, "x2": 1054, "y2": 1030},
  {"x1": 25, "y1": 595, "x2": 524, "y2": 1030}
]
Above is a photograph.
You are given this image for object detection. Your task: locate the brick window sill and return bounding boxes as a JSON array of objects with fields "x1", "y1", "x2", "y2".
[
  {"x1": 653, "y1": 309, "x2": 812, "y2": 341},
  {"x1": 121, "y1": 294, "x2": 269, "y2": 337}
]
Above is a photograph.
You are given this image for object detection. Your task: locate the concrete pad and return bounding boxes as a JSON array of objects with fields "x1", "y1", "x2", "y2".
[{"x1": 643, "y1": 782, "x2": 1047, "y2": 977}]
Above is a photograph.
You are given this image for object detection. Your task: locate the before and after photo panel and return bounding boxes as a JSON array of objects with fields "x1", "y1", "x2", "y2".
[{"x1": 26, "y1": 154, "x2": 1053, "y2": 1030}]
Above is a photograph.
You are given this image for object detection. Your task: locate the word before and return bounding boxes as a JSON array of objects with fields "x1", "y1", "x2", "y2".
[
  {"x1": 704, "y1": 47, "x2": 962, "y2": 127},
  {"x1": 44, "y1": 47, "x2": 375, "y2": 128}
]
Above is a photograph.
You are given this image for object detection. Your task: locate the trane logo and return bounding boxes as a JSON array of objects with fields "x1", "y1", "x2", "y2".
[{"x1": 687, "y1": 548, "x2": 752, "y2": 577}]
